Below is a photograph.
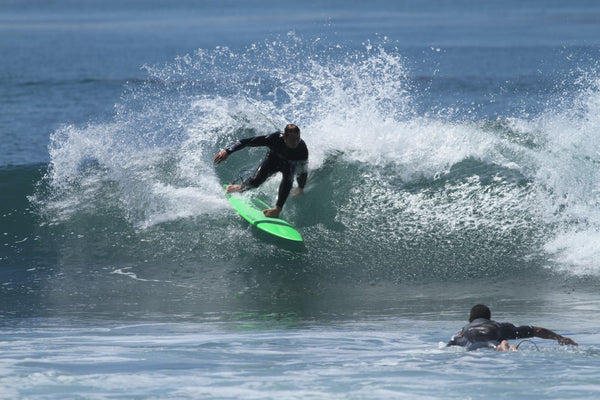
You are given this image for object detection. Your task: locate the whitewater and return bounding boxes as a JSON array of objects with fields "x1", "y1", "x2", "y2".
[{"x1": 42, "y1": 37, "x2": 600, "y2": 278}]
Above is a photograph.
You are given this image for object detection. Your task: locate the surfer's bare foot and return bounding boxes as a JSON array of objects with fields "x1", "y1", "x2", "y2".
[
  {"x1": 226, "y1": 184, "x2": 243, "y2": 193},
  {"x1": 496, "y1": 340, "x2": 517, "y2": 351},
  {"x1": 263, "y1": 207, "x2": 282, "y2": 218}
]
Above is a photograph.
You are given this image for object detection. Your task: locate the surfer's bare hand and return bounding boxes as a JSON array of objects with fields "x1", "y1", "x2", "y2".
[
  {"x1": 558, "y1": 336, "x2": 578, "y2": 346},
  {"x1": 263, "y1": 206, "x2": 282, "y2": 218},
  {"x1": 291, "y1": 187, "x2": 303, "y2": 198},
  {"x1": 214, "y1": 150, "x2": 229, "y2": 164}
]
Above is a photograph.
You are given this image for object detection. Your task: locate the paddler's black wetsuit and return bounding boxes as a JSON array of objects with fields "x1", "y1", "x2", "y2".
[
  {"x1": 225, "y1": 132, "x2": 308, "y2": 208},
  {"x1": 447, "y1": 318, "x2": 535, "y2": 351}
]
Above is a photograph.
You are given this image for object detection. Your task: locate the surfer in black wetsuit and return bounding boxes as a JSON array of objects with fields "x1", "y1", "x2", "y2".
[
  {"x1": 213, "y1": 124, "x2": 308, "y2": 218},
  {"x1": 447, "y1": 304, "x2": 578, "y2": 351}
]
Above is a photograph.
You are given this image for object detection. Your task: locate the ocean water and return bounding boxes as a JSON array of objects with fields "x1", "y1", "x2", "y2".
[{"x1": 2, "y1": 0, "x2": 600, "y2": 398}]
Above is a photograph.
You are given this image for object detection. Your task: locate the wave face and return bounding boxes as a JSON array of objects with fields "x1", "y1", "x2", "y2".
[{"x1": 13, "y1": 35, "x2": 598, "y2": 303}]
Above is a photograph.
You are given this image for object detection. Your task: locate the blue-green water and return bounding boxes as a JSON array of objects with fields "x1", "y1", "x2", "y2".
[{"x1": 2, "y1": 1, "x2": 600, "y2": 398}]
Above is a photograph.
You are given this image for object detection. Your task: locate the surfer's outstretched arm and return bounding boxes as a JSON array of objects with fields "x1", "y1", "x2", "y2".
[{"x1": 532, "y1": 327, "x2": 578, "y2": 346}]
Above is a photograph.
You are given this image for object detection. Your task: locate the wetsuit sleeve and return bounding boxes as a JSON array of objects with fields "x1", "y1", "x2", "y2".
[
  {"x1": 295, "y1": 143, "x2": 309, "y2": 188},
  {"x1": 297, "y1": 171, "x2": 307, "y2": 188},
  {"x1": 225, "y1": 133, "x2": 278, "y2": 154},
  {"x1": 499, "y1": 323, "x2": 534, "y2": 340},
  {"x1": 296, "y1": 161, "x2": 308, "y2": 188}
]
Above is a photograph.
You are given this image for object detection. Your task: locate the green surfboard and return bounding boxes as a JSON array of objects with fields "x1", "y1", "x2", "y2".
[{"x1": 224, "y1": 185, "x2": 303, "y2": 242}]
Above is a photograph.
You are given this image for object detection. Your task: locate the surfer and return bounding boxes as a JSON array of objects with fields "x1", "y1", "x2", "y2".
[
  {"x1": 213, "y1": 124, "x2": 308, "y2": 218},
  {"x1": 446, "y1": 304, "x2": 578, "y2": 351}
]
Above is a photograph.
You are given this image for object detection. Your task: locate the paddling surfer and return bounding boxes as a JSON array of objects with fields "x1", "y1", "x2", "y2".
[
  {"x1": 446, "y1": 304, "x2": 578, "y2": 351},
  {"x1": 213, "y1": 124, "x2": 308, "y2": 218}
]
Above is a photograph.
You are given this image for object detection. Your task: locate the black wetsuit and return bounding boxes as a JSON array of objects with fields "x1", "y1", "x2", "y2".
[
  {"x1": 447, "y1": 318, "x2": 535, "y2": 351},
  {"x1": 225, "y1": 132, "x2": 308, "y2": 208}
]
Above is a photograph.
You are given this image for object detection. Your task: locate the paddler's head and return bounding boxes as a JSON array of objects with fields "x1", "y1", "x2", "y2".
[{"x1": 469, "y1": 304, "x2": 491, "y2": 322}]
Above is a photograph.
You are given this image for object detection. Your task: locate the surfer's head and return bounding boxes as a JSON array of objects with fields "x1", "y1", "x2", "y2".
[
  {"x1": 469, "y1": 304, "x2": 491, "y2": 322},
  {"x1": 283, "y1": 124, "x2": 301, "y2": 149}
]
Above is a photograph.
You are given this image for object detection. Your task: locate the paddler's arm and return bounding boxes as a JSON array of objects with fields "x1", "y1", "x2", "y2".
[{"x1": 532, "y1": 327, "x2": 578, "y2": 346}]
